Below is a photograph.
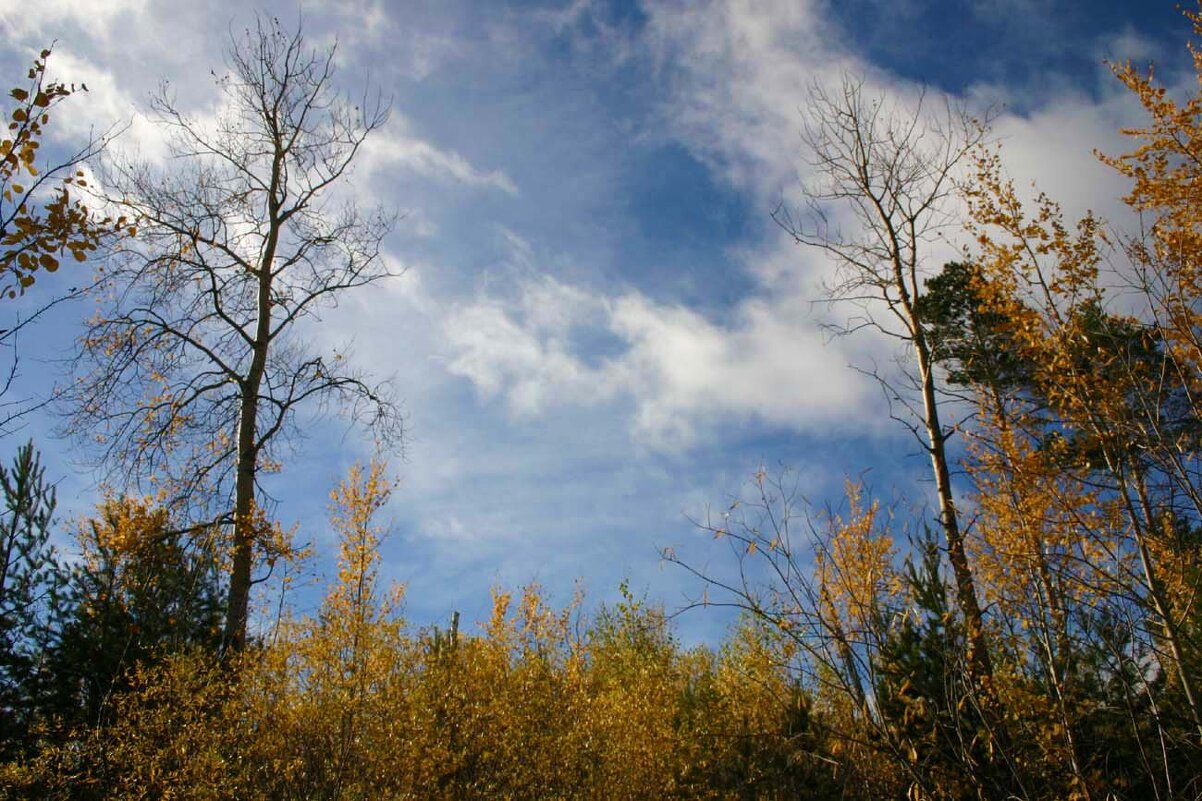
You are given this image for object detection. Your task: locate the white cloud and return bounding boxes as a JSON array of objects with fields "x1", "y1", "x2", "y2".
[
  {"x1": 442, "y1": 263, "x2": 874, "y2": 449},
  {"x1": 444, "y1": 275, "x2": 612, "y2": 417},
  {"x1": 609, "y1": 289, "x2": 870, "y2": 443},
  {"x1": 433, "y1": 0, "x2": 1165, "y2": 457},
  {"x1": 0, "y1": 0, "x2": 148, "y2": 41},
  {"x1": 642, "y1": 0, "x2": 860, "y2": 197},
  {"x1": 642, "y1": 0, "x2": 1154, "y2": 237},
  {"x1": 362, "y1": 119, "x2": 519, "y2": 196},
  {"x1": 39, "y1": 49, "x2": 175, "y2": 166},
  {"x1": 988, "y1": 90, "x2": 1145, "y2": 223}
]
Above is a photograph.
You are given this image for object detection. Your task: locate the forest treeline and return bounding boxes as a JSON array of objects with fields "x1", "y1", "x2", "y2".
[{"x1": 3, "y1": 9, "x2": 1202, "y2": 801}]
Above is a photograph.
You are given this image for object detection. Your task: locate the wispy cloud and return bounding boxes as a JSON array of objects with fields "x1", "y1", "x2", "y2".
[
  {"x1": 363, "y1": 119, "x2": 519, "y2": 195},
  {"x1": 0, "y1": 0, "x2": 150, "y2": 42}
]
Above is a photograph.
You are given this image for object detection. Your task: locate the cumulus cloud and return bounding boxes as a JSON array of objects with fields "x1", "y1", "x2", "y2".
[
  {"x1": 608, "y1": 290, "x2": 870, "y2": 441},
  {"x1": 442, "y1": 264, "x2": 874, "y2": 450}
]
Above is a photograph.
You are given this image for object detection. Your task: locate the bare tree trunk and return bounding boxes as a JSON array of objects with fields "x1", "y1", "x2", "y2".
[
  {"x1": 69, "y1": 19, "x2": 402, "y2": 654},
  {"x1": 911, "y1": 316, "x2": 997, "y2": 694},
  {"x1": 777, "y1": 74, "x2": 997, "y2": 689},
  {"x1": 223, "y1": 147, "x2": 282, "y2": 651},
  {"x1": 225, "y1": 339, "x2": 265, "y2": 650},
  {"x1": 773, "y1": 75, "x2": 1032, "y2": 797}
]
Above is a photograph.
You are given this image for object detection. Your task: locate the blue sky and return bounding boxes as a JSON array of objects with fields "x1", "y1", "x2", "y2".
[{"x1": 0, "y1": 0, "x2": 1190, "y2": 643}]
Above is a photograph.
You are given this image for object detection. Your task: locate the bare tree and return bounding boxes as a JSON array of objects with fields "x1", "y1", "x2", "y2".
[
  {"x1": 66, "y1": 18, "x2": 403, "y2": 651},
  {"x1": 772, "y1": 76, "x2": 997, "y2": 696}
]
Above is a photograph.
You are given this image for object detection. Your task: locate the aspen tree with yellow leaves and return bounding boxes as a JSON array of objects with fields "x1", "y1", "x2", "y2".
[
  {"x1": 1099, "y1": 8, "x2": 1202, "y2": 742},
  {"x1": 287, "y1": 459, "x2": 405, "y2": 798},
  {"x1": 961, "y1": 142, "x2": 1202, "y2": 749},
  {"x1": 672, "y1": 11, "x2": 1202, "y2": 794},
  {"x1": 664, "y1": 470, "x2": 935, "y2": 795},
  {"x1": 6, "y1": 462, "x2": 839, "y2": 800}
]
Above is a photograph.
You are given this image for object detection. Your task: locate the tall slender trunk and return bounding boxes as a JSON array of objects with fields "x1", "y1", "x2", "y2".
[
  {"x1": 223, "y1": 358, "x2": 262, "y2": 651},
  {"x1": 222, "y1": 154, "x2": 283, "y2": 652},
  {"x1": 904, "y1": 299, "x2": 997, "y2": 695},
  {"x1": 222, "y1": 290, "x2": 271, "y2": 651},
  {"x1": 908, "y1": 305, "x2": 1030, "y2": 801}
]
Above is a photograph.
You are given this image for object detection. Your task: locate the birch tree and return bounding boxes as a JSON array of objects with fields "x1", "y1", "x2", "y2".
[{"x1": 773, "y1": 76, "x2": 996, "y2": 695}]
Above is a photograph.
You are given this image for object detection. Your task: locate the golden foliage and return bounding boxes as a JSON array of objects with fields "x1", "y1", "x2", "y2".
[
  {"x1": 816, "y1": 483, "x2": 900, "y2": 634},
  {"x1": 9, "y1": 462, "x2": 831, "y2": 800},
  {"x1": 0, "y1": 49, "x2": 131, "y2": 299}
]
